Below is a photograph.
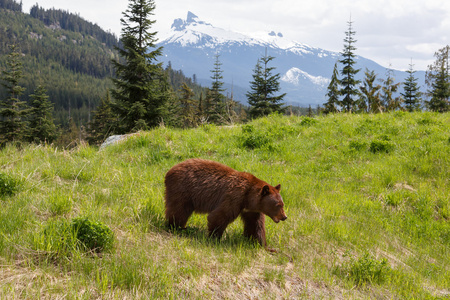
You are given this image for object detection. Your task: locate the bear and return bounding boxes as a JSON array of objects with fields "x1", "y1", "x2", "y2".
[{"x1": 164, "y1": 158, "x2": 287, "y2": 247}]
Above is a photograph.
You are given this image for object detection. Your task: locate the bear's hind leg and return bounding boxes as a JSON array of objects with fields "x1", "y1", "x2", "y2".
[
  {"x1": 241, "y1": 211, "x2": 266, "y2": 246},
  {"x1": 165, "y1": 202, "x2": 194, "y2": 229},
  {"x1": 207, "y1": 208, "x2": 239, "y2": 240}
]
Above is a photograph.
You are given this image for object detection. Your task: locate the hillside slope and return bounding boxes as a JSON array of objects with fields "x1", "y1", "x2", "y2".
[
  {"x1": 0, "y1": 4, "x2": 119, "y2": 126},
  {"x1": 0, "y1": 112, "x2": 449, "y2": 298}
]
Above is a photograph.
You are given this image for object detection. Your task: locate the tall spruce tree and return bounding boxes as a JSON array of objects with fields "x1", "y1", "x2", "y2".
[
  {"x1": 28, "y1": 85, "x2": 57, "y2": 143},
  {"x1": 324, "y1": 62, "x2": 340, "y2": 114},
  {"x1": 111, "y1": 0, "x2": 170, "y2": 133},
  {"x1": 207, "y1": 54, "x2": 226, "y2": 124},
  {"x1": 401, "y1": 61, "x2": 422, "y2": 112},
  {"x1": 339, "y1": 18, "x2": 360, "y2": 112},
  {"x1": 247, "y1": 51, "x2": 286, "y2": 118},
  {"x1": 0, "y1": 44, "x2": 30, "y2": 145},
  {"x1": 425, "y1": 46, "x2": 450, "y2": 112}
]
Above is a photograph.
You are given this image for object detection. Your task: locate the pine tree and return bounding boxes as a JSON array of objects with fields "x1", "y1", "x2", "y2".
[
  {"x1": 426, "y1": 60, "x2": 450, "y2": 112},
  {"x1": 339, "y1": 18, "x2": 360, "y2": 112},
  {"x1": 110, "y1": 0, "x2": 170, "y2": 133},
  {"x1": 28, "y1": 85, "x2": 57, "y2": 143},
  {"x1": 324, "y1": 62, "x2": 340, "y2": 114},
  {"x1": 359, "y1": 68, "x2": 381, "y2": 113},
  {"x1": 86, "y1": 91, "x2": 117, "y2": 145},
  {"x1": 178, "y1": 82, "x2": 197, "y2": 128},
  {"x1": 247, "y1": 52, "x2": 286, "y2": 118},
  {"x1": 0, "y1": 44, "x2": 30, "y2": 146},
  {"x1": 401, "y1": 61, "x2": 422, "y2": 112},
  {"x1": 207, "y1": 54, "x2": 227, "y2": 124},
  {"x1": 381, "y1": 68, "x2": 402, "y2": 111},
  {"x1": 425, "y1": 46, "x2": 450, "y2": 112}
]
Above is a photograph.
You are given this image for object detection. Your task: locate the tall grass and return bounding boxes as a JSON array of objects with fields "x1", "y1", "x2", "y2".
[{"x1": 0, "y1": 112, "x2": 449, "y2": 298}]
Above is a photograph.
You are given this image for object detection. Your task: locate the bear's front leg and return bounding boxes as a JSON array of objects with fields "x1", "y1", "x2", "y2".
[{"x1": 241, "y1": 211, "x2": 267, "y2": 246}]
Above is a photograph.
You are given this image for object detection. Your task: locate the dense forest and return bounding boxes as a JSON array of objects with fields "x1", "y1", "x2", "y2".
[{"x1": 0, "y1": 0, "x2": 207, "y2": 129}]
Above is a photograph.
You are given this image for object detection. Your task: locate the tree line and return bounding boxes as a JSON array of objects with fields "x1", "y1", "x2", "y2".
[{"x1": 323, "y1": 19, "x2": 449, "y2": 114}]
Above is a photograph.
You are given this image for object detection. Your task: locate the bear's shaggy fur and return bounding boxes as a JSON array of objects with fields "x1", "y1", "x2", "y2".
[{"x1": 164, "y1": 159, "x2": 287, "y2": 246}]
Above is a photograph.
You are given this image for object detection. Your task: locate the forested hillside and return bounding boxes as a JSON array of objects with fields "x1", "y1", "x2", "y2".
[{"x1": 0, "y1": 0, "x2": 208, "y2": 129}]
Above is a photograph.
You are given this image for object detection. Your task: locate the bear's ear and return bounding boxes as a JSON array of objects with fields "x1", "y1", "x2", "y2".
[
  {"x1": 275, "y1": 184, "x2": 281, "y2": 191},
  {"x1": 262, "y1": 185, "x2": 270, "y2": 196}
]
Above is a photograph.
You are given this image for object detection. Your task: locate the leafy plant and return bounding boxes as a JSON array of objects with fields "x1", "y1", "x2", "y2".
[
  {"x1": 239, "y1": 124, "x2": 272, "y2": 150},
  {"x1": 369, "y1": 140, "x2": 395, "y2": 153},
  {"x1": 344, "y1": 253, "x2": 391, "y2": 286},
  {"x1": 71, "y1": 217, "x2": 114, "y2": 252},
  {"x1": 0, "y1": 173, "x2": 20, "y2": 198}
]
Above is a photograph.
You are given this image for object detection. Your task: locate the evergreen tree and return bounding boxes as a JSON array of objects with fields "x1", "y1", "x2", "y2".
[
  {"x1": 381, "y1": 68, "x2": 402, "y2": 111},
  {"x1": 207, "y1": 54, "x2": 226, "y2": 124},
  {"x1": 401, "y1": 61, "x2": 422, "y2": 112},
  {"x1": 86, "y1": 91, "x2": 117, "y2": 145},
  {"x1": 324, "y1": 62, "x2": 340, "y2": 114},
  {"x1": 178, "y1": 82, "x2": 197, "y2": 128},
  {"x1": 425, "y1": 46, "x2": 450, "y2": 112},
  {"x1": 359, "y1": 68, "x2": 381, "y2": 113},
  {"x1": 110, "y1": 0, "x2": 170, "y2": 133},
  {"x1": 339, "y1": 18, "x2": 360, "y2": 112},
  {"x1": 28, "y1": 85, "x2": 57, "y2": 143},
  {"x1": 247, "y1": 52, "x2": 286, "y2": 118},
  {"x1": 0, "y1": 44, "x2": 30, "y2": 145}
]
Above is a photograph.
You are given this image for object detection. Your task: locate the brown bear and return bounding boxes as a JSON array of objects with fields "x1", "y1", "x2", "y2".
[{"x1": 164, "y1": 158, "x2": 287, "y2": 247}]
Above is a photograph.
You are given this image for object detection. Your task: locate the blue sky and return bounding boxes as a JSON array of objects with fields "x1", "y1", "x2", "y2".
[{"x1": 21, "y1": 0, "x2": 450, "y2": 71}]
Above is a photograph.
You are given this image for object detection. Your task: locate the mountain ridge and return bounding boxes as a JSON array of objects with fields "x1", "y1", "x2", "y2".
[{"x1": 158, "y1": 12, "x2": 425, "y2": 106}]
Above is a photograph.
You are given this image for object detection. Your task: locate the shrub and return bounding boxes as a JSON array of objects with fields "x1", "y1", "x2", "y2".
[
  {"x1": 300, "y1": 117, "x2": 318, "y2": 126},
  {"x1": 71, "y1": 217, "x2": 114, "y2": 252},
  {"x1": 349, "y1": 141, "x2": 367, "y2": 152},
  {"x1": 346, "y1": 253, "x2": 390, "y2": 286},
  {"x1": 369, "y1": 140, "x2": 395, "y2": 153},
  {"x1": 239, "y1": 125, "x2": 272, "y2": 150},
  {"x1": 0, "y1": 173, "x2": 20, "y2": 198}
]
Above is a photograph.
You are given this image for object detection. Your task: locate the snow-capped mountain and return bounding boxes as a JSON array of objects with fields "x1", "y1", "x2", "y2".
[{"x1": 158, "y1": 12, "x2": 424, "y2": 106}]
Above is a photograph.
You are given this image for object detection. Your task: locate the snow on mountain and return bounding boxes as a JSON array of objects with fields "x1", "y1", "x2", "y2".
[
  {"x1": 282, "y1": 68, "x2": 330, "y2": 87},
  {"x1": 158, "y1": 12, "x2": 424, "y2": 106}
]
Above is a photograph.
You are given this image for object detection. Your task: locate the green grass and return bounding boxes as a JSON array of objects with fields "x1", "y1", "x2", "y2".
[{"x1": 0, "y1": 112, "x2": 449, "y2": 298}]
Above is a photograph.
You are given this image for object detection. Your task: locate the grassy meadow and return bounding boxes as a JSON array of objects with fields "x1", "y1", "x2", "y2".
[{"x1": 0, "y1": 112, "x2": 449, "y2": 299}]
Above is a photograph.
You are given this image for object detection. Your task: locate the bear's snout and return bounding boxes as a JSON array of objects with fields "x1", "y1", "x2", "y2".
[{"x1": 281, "y1": 215, "x2": 287, "y2": 221}]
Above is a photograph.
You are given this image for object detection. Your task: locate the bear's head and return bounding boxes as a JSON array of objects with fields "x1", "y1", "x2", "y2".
[{"x1": 260, "y1": 184, "x2": 287, "y2": 223}]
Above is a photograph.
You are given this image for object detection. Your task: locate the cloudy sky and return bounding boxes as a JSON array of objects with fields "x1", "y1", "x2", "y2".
[{"x1": 21, "y1": 0, "x2": 450, "y2": 71}]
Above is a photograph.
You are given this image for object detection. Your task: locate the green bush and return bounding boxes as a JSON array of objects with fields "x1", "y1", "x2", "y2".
[
  {"x1": 71, "y1": 217, "x2": 114, "y2": 252},
  {"x1": 369, "y1": 140, "x2": 395, "y2": 153},
  {"x1": 346, "y1": 253, "x2": 390, "y2": 286},
  {"x1": 300, "y1": 117, "x2": 318, "y2": 126},
  {"x1": 239, "y1": 125, "x2": 272, "y2": 150},
  {"x1": 0, "y1": 173, "x2": 20, "y2": 198},
  {"x1": 349, "y1": 140, "x2": 367, "y2": 152}
]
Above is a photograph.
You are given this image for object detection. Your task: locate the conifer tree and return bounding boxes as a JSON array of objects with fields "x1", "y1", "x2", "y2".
[
  {"x1": 28, "y1": 85, "x2": 57, "y2": 143},
  {"x1": 339, "y1": 18, "x2": 360, "y2": 112},
  {"x1": 381, "y1": 68, "x2": 402, "y2": 111},
  {"x1": 178, "y1": 82, "x2": 197, "y2": 128},
  {"x1": 401, "y1": 61, "x2": 422, "y2": 112},
  {"x1": 324, "y1": 62, "x2": 340, "y2": 114},
  {"x1": 0, "y1": 44, "x2": 30, "y2": 145},
  {"x1": 207, "y1": 54, "x2": 227, "y2": 124},
  {"x1": 425, "y1": 46, "x2": 450, "y2": 112},
  {"x1": 110, "y1": 0, "x2": 170, "y2": 133},
  {"x1": 247, "y1": 52, "x2": 286, "y2": 118},
  {"x1": 86, "y1": 91, "x2": 117, "y2": 145},
  {"x1": 359, "y1": 69, "x2": 381, "y2": 113}
]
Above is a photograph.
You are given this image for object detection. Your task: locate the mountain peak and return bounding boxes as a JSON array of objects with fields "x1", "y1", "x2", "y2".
[{"x1": 171, "y1": 11, "x2": 211, "y2": 31}]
